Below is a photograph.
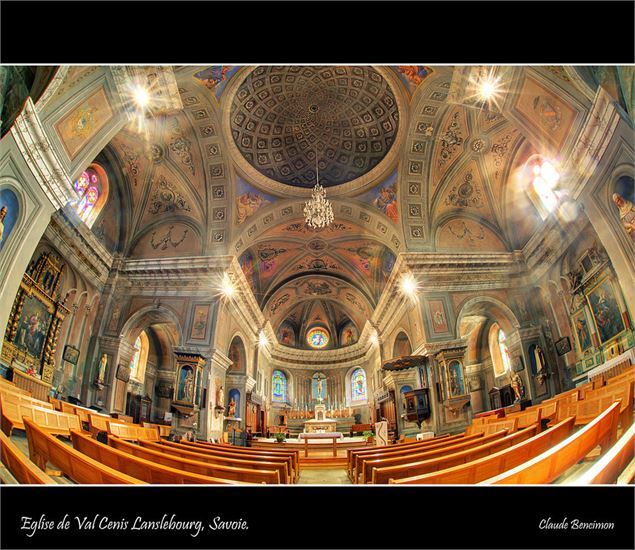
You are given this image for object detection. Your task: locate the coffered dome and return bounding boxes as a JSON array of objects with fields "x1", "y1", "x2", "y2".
[{"x1": 229, "y1": 66, "x2": 400, "y2": 189}]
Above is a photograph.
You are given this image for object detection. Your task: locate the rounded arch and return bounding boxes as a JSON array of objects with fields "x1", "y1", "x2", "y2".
[
  {"x1": 456, "y1": 296, "x2": 520, "y2": 339},
  {"x1": 0, "y1": 177, "x2": 29, "y2": 262},
  {"x1": 392, "y1": 330, "x2": 413, "y2": 358},
  {"x1": 119, "y1": 304, "x2": 184, "y2": 348},
  {"x1": 227, "y1": 334, "x2": 247, "y2": 374}
]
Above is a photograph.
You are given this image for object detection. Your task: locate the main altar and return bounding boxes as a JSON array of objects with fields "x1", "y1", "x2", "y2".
[{"x1": 303, "y1": 403, "x2": 337, "y2": 433}]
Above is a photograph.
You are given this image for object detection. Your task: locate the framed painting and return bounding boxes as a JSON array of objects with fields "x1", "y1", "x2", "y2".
[
  {"x1": 555, "y1": 336, "x2": 572, "y2": 356},
  {"x1": 116, "y1": 363, "x2": 130, "y2": 383},
  {"x1": 62, "y1": 344, "x2": 80, "y2": 365},
  {"x1": 586, "y1": 278, "x2": 625, "y2": 345},
  {"x1": 13, "y1": 295, "x2": 53, "y2": 361},
  {"x1": 422, "y1": 294, "x2": 454, "y2": 340}
]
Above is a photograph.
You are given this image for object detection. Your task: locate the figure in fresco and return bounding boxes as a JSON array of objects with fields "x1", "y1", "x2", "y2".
[
  {"x1": 343, "y1": 327, "x2": 355, "y2": 346},
  {"x1": 396, "y1": 66, "x2": 432, "y2": 88},
  {"x1": 612, "y1": 192, "x2": 635, "y2": 243},
  {"x1": 575, "y1": 317, "x2": 591, "y2": 351},
  {"x1": 373, "y1": 184, "x2": 398, "y2": 223},
  {"x1": 194, "y1": 66, "x2": 231, "y2": 90},
  {"x1": 236, "y1": 192, "x2": 269, "y2": 224}
]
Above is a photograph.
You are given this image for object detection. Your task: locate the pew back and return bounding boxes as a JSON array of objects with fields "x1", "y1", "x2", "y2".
[
  {"x1": 375, "y1": 426, "x2": 539, "y2": 484},
  {"x1": 482, "y1": 402, "x2": 621, "y2": 484},
  {"x1": 392, "y1": 418, "x2": 574, "y2": 484},
  {"x1": 1, "y1": 400, "x2": 79, "y2": 436},
  {"x1": 140, "y1": 440, "x2": 290, "y2": 483},
  {"x1": 107, "y1": 422, "x2": 160, "y2": 442},
  {"x1": 567, "y1": 422, "x2": 635, "y2": 485},
  {"x1": 109, "y1": 435, "x2": 279, "y2": 484},
  {"x1": 23, "y1": 418, "x2": 145, "y2": 484},
  {"x1": 70, "y1": 430, "x2": 242, "y2": 484},
  {"x1": 0, "y1": 429, "x2": 54, "y2": 484}
]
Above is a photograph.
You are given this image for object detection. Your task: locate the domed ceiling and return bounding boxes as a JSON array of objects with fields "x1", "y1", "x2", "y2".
[{"x1": 229, "y1": 66, "x2": 400, "y2": 189}]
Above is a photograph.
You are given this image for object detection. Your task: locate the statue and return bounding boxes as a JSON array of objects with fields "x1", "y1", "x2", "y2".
[
  {"x1": 96, "y1": 353, "x2": 108, "y2": 385},
  {"x1": 612, "y1": 191, "x2": 635, "y2": 243},
  {"x1": 533, "y1": 345, "x2": 546, "y2": 374},
  {"x1": 511, "y1": 372, "x2": 525, "y2": 402},
  {"x1": 183, "y1": 369, "x2": 194, "y2": 402},
  {"x1": 227, "y1": 397, "x2": 236, "y2": 417},
  {"x1": 215, "y1": 380, "x2": 223, "y2": 408}
]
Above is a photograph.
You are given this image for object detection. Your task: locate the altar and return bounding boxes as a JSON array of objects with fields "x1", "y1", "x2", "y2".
[
  {"x1": 304, "y1": 419, "x2": 338, "y2": 433},
  {"x1": 303, "y1": 403, "x2": 337, "y2": 433}
]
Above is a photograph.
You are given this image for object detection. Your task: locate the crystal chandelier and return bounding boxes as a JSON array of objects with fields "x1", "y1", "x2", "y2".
[{"x1": 304, "y1": 155, "x2": 334, "y2": 229}]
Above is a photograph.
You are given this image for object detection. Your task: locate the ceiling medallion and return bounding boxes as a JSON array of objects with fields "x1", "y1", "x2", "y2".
[{"x1": 304, "y1": 154, "x2": 334, "y2": 229}]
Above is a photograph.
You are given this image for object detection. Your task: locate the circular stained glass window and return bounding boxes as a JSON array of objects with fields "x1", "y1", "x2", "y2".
[{"x1": 307, "y1": 327, "x2": 329, "y2": 349}]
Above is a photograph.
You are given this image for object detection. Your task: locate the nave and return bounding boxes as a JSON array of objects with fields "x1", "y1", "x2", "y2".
[{"x1": 1, "y1": 358, "x2": 633, "y2": 485}]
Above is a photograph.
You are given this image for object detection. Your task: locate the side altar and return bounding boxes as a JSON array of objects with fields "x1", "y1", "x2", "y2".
[{"x1": 303, "y1": 403, "x2": 337, "y2": 433}]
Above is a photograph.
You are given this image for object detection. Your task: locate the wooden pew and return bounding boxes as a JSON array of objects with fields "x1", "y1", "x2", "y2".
[
  {"x1": 70, "y1": 430, "x2": 244, "y2": 484},
  {"x1": 1, "y1": 390, "x2": 54, "y2": 410},
  {"x1": 1, "y1": 401, "x2": 79, "y2": 437},
  {"x1": 87, "y1": 412, "x2": 126, "y2": 437},
  {"x1": 505, "y1": 409, "x2": 542, "y2": 430},
  {"x1": 558, "y1": 387, "x2": 632, "y2": 428},
  {"x1": 360, "y1": 431, "x2": 510, "y2": 484},
  {"x1": 108, "y1": 435, "x2": 279, "y2": 484},
  {"x1": 107, "y1": 422, "x2": 160, "y2": 442},
  {"x1": 0, "y1": 379, "x2": 31, "y2": 396},
  {"x1": 162, "y1": 440, "x2": 295, "y2": 482},
  {"x1": 0, "y1": 430, "x2": 55, "y2": 484},
  {"x1": 181, "y1": 440, "x2": 300, "y2": 479},
  {"x1": 466, "y1": 418, "x2": 518, "y2": 436},
  {"x1": 346, "y1": 433, "x2": 455, "y2": 479},
  {"x1": 567, "y1": 422, "x2": 635, "y2": 485},
  {"x1": 524, "y1": 401, "x2": 559, "y2": 428},
  {"x1": 480, "y1": 402, "x2": 621, "y2": 484},
  {"x1": 12, "y1": 369, "x2": 51, "y2": 401},
  {"x1": 139, "y1": 439, "x2": 291, "y2": 484},
  {"x1": 374, "y1": 426, "x2": 539, "y2": 484},
  {"x1": 23, "y1": 418, "x2": 145, "y2": 484},
  {"x1": 391, "y1": 417, "x2": 574, "y2": 484},
  {"x1": 352, "y1": 433, "x2": 484, "y2": 483},
  {"x1": 143, "y1": 422, "x2": 172, "y2": 438},
  {"x1": 48, "y1": 397, "x2": 63, "y2": 411}
]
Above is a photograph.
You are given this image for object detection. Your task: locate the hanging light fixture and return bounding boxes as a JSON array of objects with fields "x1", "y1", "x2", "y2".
[{"x1": 304, "y1": 152, "x2": 334, "y2": 229}]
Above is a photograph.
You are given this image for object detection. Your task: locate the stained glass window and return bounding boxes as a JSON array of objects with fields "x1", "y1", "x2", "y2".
[
  {"x1": 72, "y1": 166, "x2": 107, "y2": 228},
  {"x1": 498, "y1": 329, "x2": 512, "y2": 373},
  {"x1": 307, "y1": 327, "x2": 329, "y2": 349},
  {"x1": 351, "y1": 368, "x2": 367, "y2": 401},
  {"x1": 129, "y1": 331, "x2": 149, "y2": 382},
  {"x1": 272, "y1": 370, "x2": 287, "y2": 403}
]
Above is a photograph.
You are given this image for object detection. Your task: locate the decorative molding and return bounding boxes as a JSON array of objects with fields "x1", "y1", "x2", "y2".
[
  {"x1": 11, "y1": 98, "x2": 75, "y2": 210},
  {"x1": 34, "y1": 67, "x2": 71, "y2": 112}
]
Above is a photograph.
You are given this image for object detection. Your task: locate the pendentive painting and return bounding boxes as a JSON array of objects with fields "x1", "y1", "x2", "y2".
[
  {"x1": 586, "y1": 278, "x2": 625, "y2": 344},
  {"x1": 190, "y1": 304, "x2": 210, "y2": 340},
  {"x1": 0, "y1": 188, "x2": 19, "y2": 253}
]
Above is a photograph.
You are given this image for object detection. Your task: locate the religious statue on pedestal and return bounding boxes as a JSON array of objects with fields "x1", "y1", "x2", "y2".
[
  {"x1": 96, "y1": 353, "x2": 107, "y2": 385},
  {"x1": 511, "y1": 372, "x2": 525, "y2": 402},
  {"x1": 227, "y1": 397, "x2": 236, "y2": 417}
]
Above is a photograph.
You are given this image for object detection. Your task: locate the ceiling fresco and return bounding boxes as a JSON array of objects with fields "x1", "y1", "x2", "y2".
[{"x1": 84, "y1": 65, "x2": 599, "y2": 350}]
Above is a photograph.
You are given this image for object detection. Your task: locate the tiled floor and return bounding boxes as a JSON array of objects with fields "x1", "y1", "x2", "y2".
[{"x1": 297, "y1": 468, "x2": 351, "y2": 485}]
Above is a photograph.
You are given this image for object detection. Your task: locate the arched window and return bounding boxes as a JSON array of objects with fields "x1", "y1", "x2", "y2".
[
  {"x1": 525, "y1": 156, "x2": 561, "y2": 220},
  {"x1": 489, "y1": 322, "x2": 512, "y2": 377},
  {"x1": 129, "y1": 330, "x2": 149, "y2": 383},
  {"x1": 351, "y1": 368, "x2": 367, "y2": 402},
  {"x1": 72, "y1": 165, "x2": 108, "y2": 228},
  {"x1": 272, "y1": 370, "x2": 287, "y2": 403}
]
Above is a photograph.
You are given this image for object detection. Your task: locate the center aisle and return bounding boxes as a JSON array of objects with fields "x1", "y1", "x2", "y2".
[{"x1": 296, "y1": 468, "x2": 351, "y2": 484}]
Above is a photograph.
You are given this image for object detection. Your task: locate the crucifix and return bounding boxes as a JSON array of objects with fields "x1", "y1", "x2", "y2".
[{"x1": 315, "y1": 373, "x2": 325, "y2": 403}]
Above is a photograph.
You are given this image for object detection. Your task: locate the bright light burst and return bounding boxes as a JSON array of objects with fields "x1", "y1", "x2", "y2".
[
  {"x1": 466, "y1": 68, "x2": 506, "y2": 111},
  {"x1": 400, "y1": 273, "x2": 418, "y2": 297}
]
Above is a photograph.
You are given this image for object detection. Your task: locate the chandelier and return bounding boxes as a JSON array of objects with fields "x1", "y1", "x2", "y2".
[{"x1": 304, "y1": 155, "x2": 334, "y2": 229}]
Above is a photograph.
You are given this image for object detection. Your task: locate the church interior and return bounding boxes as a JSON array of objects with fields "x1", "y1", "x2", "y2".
[{"x1": 0, "y1": 64, "x2": 633, "y2": 486}]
